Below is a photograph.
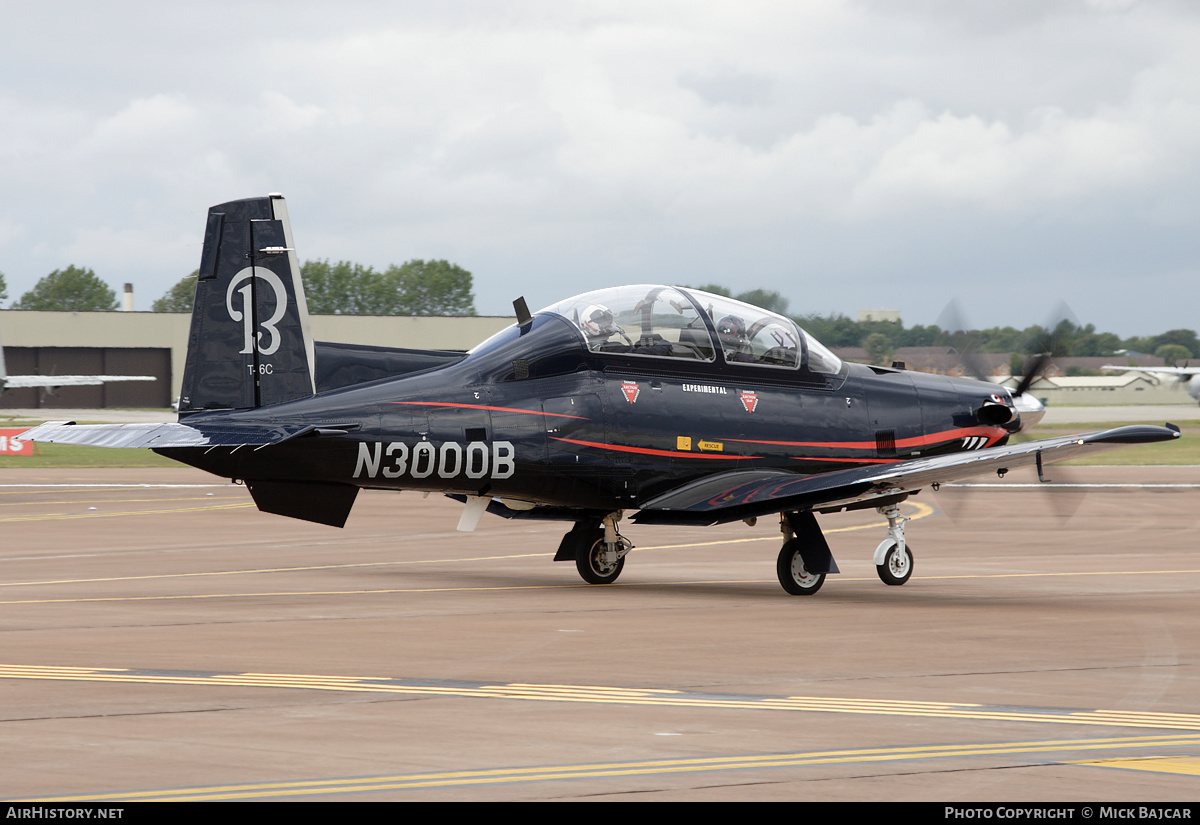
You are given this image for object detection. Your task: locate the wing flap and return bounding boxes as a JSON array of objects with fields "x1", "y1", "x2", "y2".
[{"x1": 633, "y1": 424, "x2": 1180, "y2": 526}]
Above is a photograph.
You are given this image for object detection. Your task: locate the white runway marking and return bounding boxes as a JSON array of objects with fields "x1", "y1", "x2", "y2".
[
  {"x1": 0, "y1": 483, "x2": 228, "y2": 488},
  {"x1": 947, "y1": 483, "x2": 1200, "y2": 488}
]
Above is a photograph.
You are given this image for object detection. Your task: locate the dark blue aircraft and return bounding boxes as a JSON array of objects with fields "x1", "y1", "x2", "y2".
[{"x1": 22, "y1": 195, "x2": 1181, "y2": 595}]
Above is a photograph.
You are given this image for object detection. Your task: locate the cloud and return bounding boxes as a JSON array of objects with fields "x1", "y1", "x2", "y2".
[{"x1": 2, "y1": 2, "x2": 1200, "y2": 335}]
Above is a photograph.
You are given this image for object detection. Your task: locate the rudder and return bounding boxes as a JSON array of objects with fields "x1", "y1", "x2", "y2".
[{"x1": 179, "y1": 194, "x2": 316, "y2": 412}]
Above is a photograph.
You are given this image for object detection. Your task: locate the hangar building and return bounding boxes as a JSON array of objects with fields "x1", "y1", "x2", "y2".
[{"x1": 0, "y1": 310, "x2": 515, "y2": 409}]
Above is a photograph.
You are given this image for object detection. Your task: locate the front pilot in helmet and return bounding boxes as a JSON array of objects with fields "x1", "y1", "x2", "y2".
[{"x1": 580, "y1": 304, "x2": 617, "y2": 340}]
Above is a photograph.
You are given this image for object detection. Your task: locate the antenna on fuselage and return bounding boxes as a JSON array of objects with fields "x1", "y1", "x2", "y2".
[{"x1": 513, "y1": 296, "x2": 533, "y2": 329}]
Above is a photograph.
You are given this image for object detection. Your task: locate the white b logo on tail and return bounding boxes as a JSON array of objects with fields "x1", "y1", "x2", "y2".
[{"x1": 226, "y1": 266, "x2": 288, "y2": 355}]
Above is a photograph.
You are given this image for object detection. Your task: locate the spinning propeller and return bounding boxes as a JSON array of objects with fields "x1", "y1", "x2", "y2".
[{"x1": 934, "y1": 300, "x2": 1084, "y2": 523}]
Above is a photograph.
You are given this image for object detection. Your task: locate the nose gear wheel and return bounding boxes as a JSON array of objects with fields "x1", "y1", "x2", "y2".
[{"x1": 877, "y1": 542, "x2": 913, "y2": 586}]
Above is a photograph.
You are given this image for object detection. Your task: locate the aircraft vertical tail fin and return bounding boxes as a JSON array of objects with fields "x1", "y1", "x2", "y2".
[{"x1": 178, "y1": 194, "x2": 316, "y2": 413}]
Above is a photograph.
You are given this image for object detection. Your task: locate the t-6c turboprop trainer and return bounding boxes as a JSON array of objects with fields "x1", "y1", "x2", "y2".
[{"x1": 21, "y1": 194, "x2": 1182, "y2": 595}]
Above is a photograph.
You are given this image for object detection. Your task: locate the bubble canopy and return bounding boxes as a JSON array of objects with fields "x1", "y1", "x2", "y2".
[{"x1": 537, "y1": 285, "x2": 842, "y2": 374}]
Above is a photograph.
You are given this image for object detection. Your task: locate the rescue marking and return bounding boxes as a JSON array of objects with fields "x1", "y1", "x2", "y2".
[
  {"x1": 550, "y1": 437, "x2": 758, "y2": 460},
  {"x1": 621, "y1": 381, "x2": 640, "y2": 404},
  {"x1": 740, "y1": 390, "x2": 759, "y2": 413}
]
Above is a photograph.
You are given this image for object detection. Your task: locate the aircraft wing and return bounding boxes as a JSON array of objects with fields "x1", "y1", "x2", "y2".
[
  {"x1": 2, "y1": 375, "x2": 156, "y2": 389},
  {"x1": 632, "y1": 424, "x2": 1180, "y2": 526},
  {"x1": 17, "y1": 420, "x2": 358, "y2": 449}
]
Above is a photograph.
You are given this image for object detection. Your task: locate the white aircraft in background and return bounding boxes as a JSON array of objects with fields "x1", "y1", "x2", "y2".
[
  {"x1": 1101, "y1": 364, "x2": 1200, "y2": 405},
  {"x1": 0, "y1": 371, "x2": 155, "y2": 394},
  {"x1": 0, "y1": 333, "x2": 154, "y2": 396}
]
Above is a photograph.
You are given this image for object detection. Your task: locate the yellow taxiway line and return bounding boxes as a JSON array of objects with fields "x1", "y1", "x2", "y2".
[
  {"x1": 3, "y1": 663, "x2": 1200, "y2": 731},
  {"x1": 23, "y1": 733, "x2": 1200, "y2": 801}
]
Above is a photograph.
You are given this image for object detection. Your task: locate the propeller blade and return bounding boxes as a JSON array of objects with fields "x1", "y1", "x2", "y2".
[
  {"x1": 1044, "y1": 474, "x2": 1087, "y2": 526},
  {"x1": 933, "y1": 480, "x2": 975, "y2": 525},
  {"x1": 1012, "y1": 302, "x2": 1077, "y2": 398},
  {"x1": 1012, "y1": 352, "x2": 1051, "y2": 397},
  {"x1": 936, "y1": 299, "x2": 991, "y2": 383}
]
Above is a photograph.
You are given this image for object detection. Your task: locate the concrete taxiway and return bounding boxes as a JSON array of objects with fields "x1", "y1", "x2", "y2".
[{"x1": 0, "y1": 464, "x2": 1198, "y2": 801}]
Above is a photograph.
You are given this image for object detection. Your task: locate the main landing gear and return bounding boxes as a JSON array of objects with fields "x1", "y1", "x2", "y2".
[
  {"x1": 775, "y1": 503, "x2": 914, "y2": 595},
  {"x1": 557, "y1": 513, "x2": 632, "y2": 585},
  {"x1": 776, "y1": 511, "x2": 838, "y2": 596},
  {"x1": 777, "y1": 539, "x2": 826, "y2": 595},
  {"x1": 557, "y1": 504, "x2": 915, "y2": 594}
]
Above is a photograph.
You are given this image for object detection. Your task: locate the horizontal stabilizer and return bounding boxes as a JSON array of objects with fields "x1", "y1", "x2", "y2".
[{"x1": 17, "y1": 420, "x2": 358, "y2": 449}]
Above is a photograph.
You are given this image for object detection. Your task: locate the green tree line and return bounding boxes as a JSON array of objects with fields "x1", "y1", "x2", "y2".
[
  {"x1": 6, "y1": 266, "x2": 120, "y2": 311},
  {"x1": 691, "y1": 283, "x2": 1199, "y2": 364},
  {"x1": 151, "y1": 259, "x2": 475, "y2": 316},
  {"x1": 0, "y1": 260, "x2": 475, "y2": 317},
  {"x1": 1, "y1": 268, "x2": 1196, "y2": 365},
  {"x1": 795, "y1": 312, "x2": 1198, "y2": 364}
]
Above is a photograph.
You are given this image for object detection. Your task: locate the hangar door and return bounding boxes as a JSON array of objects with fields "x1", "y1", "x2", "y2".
[{"x1": 0, "y1": 347, "x2": 171, "y2": 409}]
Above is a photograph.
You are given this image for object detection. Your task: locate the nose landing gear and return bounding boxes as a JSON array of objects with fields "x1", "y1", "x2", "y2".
[{"x1": 873, "y1": 503, "x2": 913, "y2": 586}]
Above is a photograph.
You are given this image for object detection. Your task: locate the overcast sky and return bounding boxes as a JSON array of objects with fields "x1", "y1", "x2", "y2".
[{"x1": 2, "y1": 1, "x2": 1198, "y2": 336}]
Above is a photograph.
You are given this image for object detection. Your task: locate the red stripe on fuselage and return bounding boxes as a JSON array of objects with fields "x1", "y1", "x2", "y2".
[
  {"x1": 553, "y1": 426, "x2": 1002, "y2": 464},
  {"x1": 724, "y1": 426, "x2": 1006, "y2": 450},
  {"x1": 794, "y1": 456, "x2": 899, "y2": 464},
  {"x1": 391, "y1": 401, "x2": 588, "y2": 419}
]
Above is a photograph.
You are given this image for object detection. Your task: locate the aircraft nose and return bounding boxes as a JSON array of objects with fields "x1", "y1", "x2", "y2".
[{"x1": 1011, "y1": 392, "x2": 1046, "y2": 431}]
